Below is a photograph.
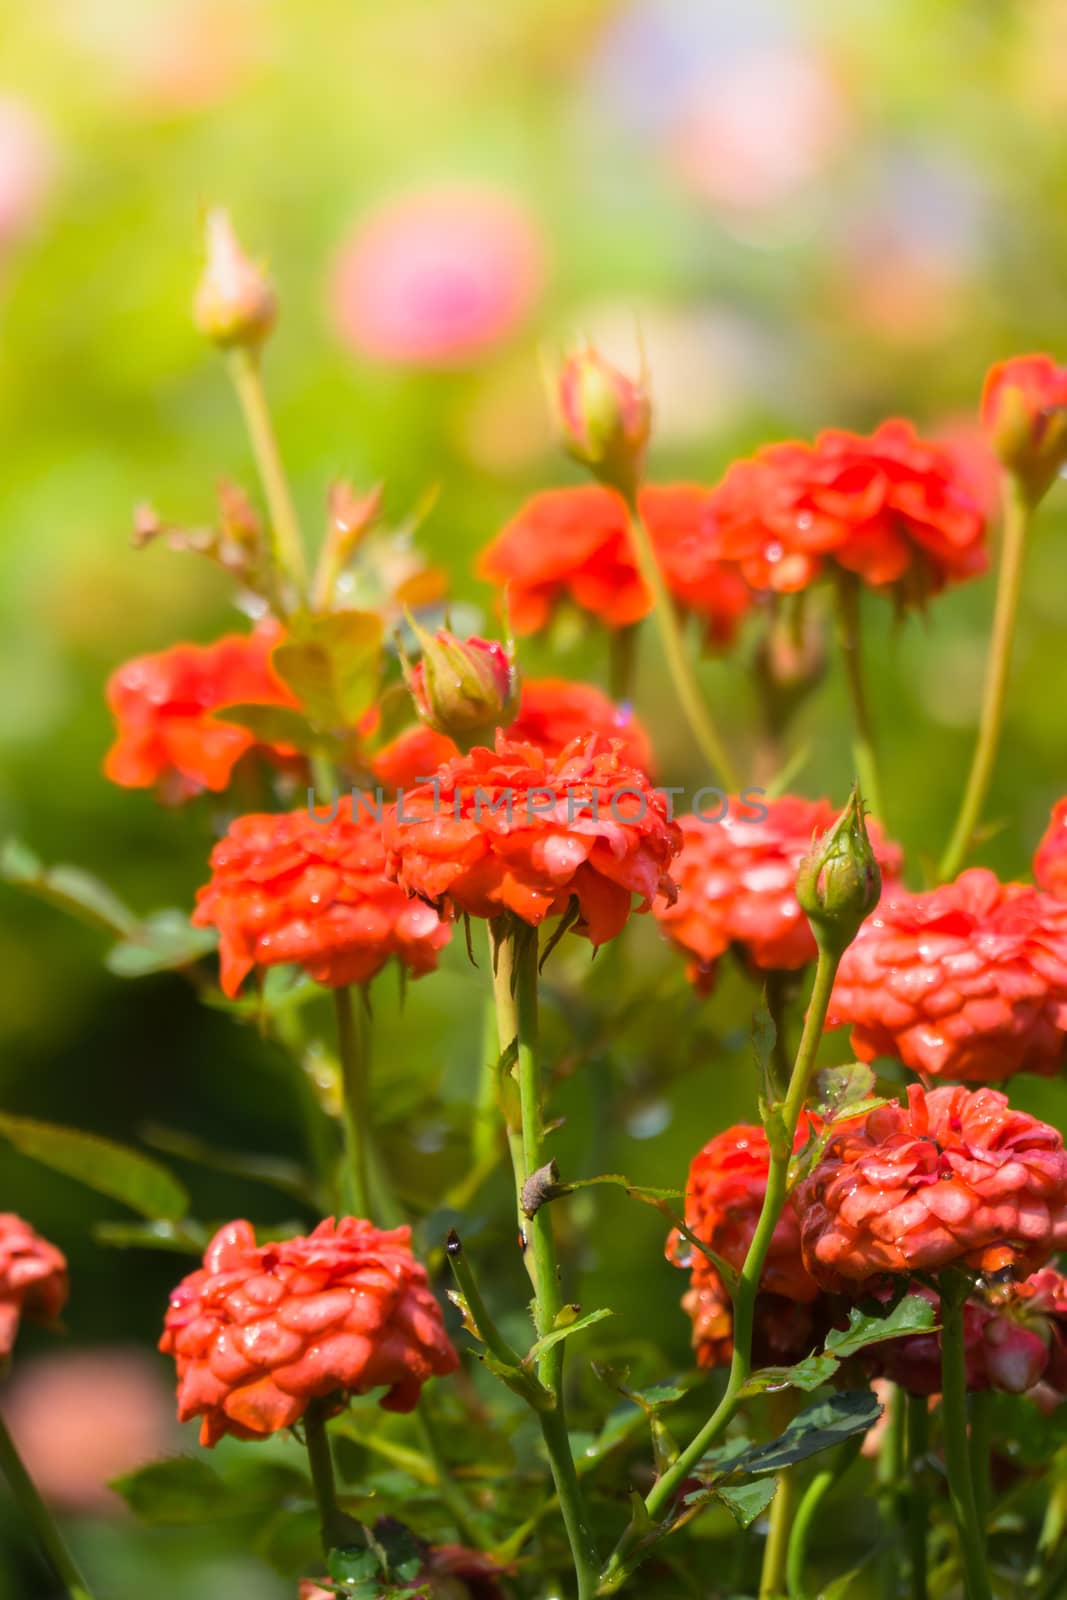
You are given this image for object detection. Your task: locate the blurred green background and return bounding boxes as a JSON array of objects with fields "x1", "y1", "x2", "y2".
[{"x1": 3, "y1": 0, "x2": 1067, "y2": 1594}]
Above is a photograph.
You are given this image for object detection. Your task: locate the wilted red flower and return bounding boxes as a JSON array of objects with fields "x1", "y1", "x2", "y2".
[
  {"x1": 193, "y1": 796, "x2": 450, "y2": 996},
  {"x1": 384, "y1": 734, "x2": 679, "y2": 946},
  {"x1": 1034, "y1": 798, "x2": 1067, "y2": 900},
  {"x1": 374, "y1": 677, "x2": 654, "y2": 789},
  {"x1": 870, "y1": 1274, "x2": 1067, "y2": 1397},
  {"x1": 667, "y1": 1121, "x2": 826, "y2": 1370},
  {"x1": 654, "y1": 795, "x2": 902, "y2": 991},
  {"x1": 981, "y1": 354, "x2": 1067, "y2": 498},
  {"x1": 827, "y1": 867, "x2": 1067, "y2": 1082},
  {"x1": 477, "y1": 485, "x2": 751, "y2": 642},
  {"x1": 705, "y1": 421, "x2": 987, "y2": 603},
  {"x1": 0, "y1": 1215, "x2": 67, "y2": 1361},
  {"x1": 795, "y1": 1084, "x2": 1067, "y2": 1291},
  {"x1": 160, "y1": 1218, "x2": 458, "y2": 1446},
  {"x1": 104, "y1": 622, "x2": 297, "y2": 801}
]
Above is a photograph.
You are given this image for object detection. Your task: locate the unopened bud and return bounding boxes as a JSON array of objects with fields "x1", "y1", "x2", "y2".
[
  {"x1": 194, "y1": 208, "x2": 277, "y2": 349},
  {"x1": 404, "y1": 620, "x2": 519, "y2": 745},
  {"x1": 555, "y1": 345, "x2": 651, "y2": 498},
  {"x1": 981, "y1": 353, "x2": 1067, "y2": 506},
  {"x1": 796, "y1": 785, "x2": 881, "y2": 955}
]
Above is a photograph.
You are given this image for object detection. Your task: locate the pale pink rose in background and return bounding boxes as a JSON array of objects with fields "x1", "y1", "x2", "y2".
[
  {"x1": 329, "y1": 185, "x2": 547, "y2": 367},
  {"x1": 0, "y1": 96, "x2": 55, "y2": 250},
  {"x1": 2, "y1": 1349, "x2": 175, "y2": 1513},
  {"x1": 669, "y1": 47, "x2": 848, "y2": 216}
]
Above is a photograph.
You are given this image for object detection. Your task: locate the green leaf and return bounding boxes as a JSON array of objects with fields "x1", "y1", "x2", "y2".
[
  {"x1": 0, "y1": 1112, "x2": 188, "y2": 1220},
  {"x1": 93, "y1": 1218, "x2": 208, "y2": 1255},
  {"x1": 2, "y1": 838, "x2": 138, "y2": 937},
  {"x1": 719, "y1": 1392, "x2": 883, "y2": 1479},
  {"x1": 715, "y1": 1477, "x2": 779, "y2": 1529},
  {"x1": 141, "y1": 1123, "x2": 318, "y2": 1204},
  {"x1": 814, "y1": 1061, "x2": 877, "y2": 1119},
  {"x1": 105, "y1": 910, "x2": 217, "y2": 978},
  {"x1": 111, "y1": 1457, "x2": 308, "y2": 1526},
  {"x1": 525, "y1": 1306, "x2": 613, "y2": 1363},
  {"x1": 738, "y1": 1353, "x2": 841, "y2": 1397},
  {"x1": 273, "y1": 609, "x2": 383, "y2": 728},
  {"x1": 210, "y1": 700, "x2": 324, "y2": 751},
  {"x1": 825, "y1": 1293, "x2": 937, "y2": 1360}
]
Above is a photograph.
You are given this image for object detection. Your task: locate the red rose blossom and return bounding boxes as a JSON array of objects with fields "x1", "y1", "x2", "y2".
[
  {"x1": 384, "y1": 734, "x2": 679, "y2": 945},
  {"x1": 476, "y1": 485, "x2": 751, "y2": 642},
  {"x1": 667, "y1": 1121, "x2": 827, "y2": 1369},
  {"x1": 160, "y1": 1218, "x2": 458, "y2": 1446},
  {"x1": 795, "y1": 1084, "x2": 1067, "y2": 1291},
  {"x1": 105, "y1": 622, "x2": 298, "y2": 801},
  {"x1": 827, "y1": 867, "x2": 1067, "y2": 1082},
  {"x1": 373, "y1": 677, "x2": 654, "y2": 789},
  {"x1": 704, "y1": 421, "x2": 987, "y2": 603},
  {"x1": 654, "y1": 795, "x2": 902, "y2": 990},
  {"x1": 1034, "y1": 798, "x2": 1067, "y2": 901},
  {"x1": 0, "y1": 1215, "x2": 68, "y2": 1361},
  {"x1": 193, "y1": 796, "x2": 450, "y2": 996}
]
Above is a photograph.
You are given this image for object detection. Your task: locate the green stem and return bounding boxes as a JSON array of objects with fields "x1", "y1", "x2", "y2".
[
  {"x1": 623, "y1": 499, "x2": 739, "y2": 789},
  {"x1": 226, "y1": 345, "x2": 307, "y2": 598},
  {"x1": 877, "y1": 1384, "x2": 906, "y2": 1600},
  {"x1": 761, "y1": 1397, "x2": 799, "y2": 1599},
  {"x1": 938, "y1": 475, "x2": 1030, "y2": 881},
  {"x1": 334, "y1": 985, "x2": 373, "y2": 1220},
  {"x1": 832, "y1": 571, "x2": 886, "y2": 824},
  {"x1": 0, "y1": 1409, "x2": 95, "y2": 1599},
  {"x1": 599, "y1": 941, "x2": 842, "y2": 1592},
  {"x1": 939, "y1": 1282, "x2": 993, "y2": 1600},
  {"x1": 906, "y1": 1394, "x2": 929, "y2": 1600},
  {"x1": 970, "y1": 1388, "x2": 993, "y2": 1533},
  {"x1": 472, "y1": 979, "x2": 502, "y2": 1173},
  {"x1": 608, "y1": 622, "x2": 639, "y2": 703},
  {"x1": 304, "y1": 1398, "x2": 351, "y2": 1554},
  {"x1": 785, "y1": 1437, "x2": 862, "y2": 1600},
  {"x1": 490, "y1": 917, "x2": 599, "y2": 1600}
]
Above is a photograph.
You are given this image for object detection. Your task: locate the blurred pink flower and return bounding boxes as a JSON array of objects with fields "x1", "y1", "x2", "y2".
[
  {"x1": 329, "y1": 185, "x2": 546, "y2": 367},
  {"x1": 2, "y1": 1348, "x2": 174, "y2": 1513},
  {"x1": 0, "y1": 96, "x2": 54, "y2": 250},
  {"x1": 669, "y1": 47, "x2": 848, "y2": 216}
]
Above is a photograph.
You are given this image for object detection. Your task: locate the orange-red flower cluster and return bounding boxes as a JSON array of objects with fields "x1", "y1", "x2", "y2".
[
  {"x1": 384, "y1": 734, "x2": 680, "y2": 945},
  {"x1": 667, "y1": 1121, "x2": 824, "y2": 1369},
  {"x1": 0, "y1": 1215, "x2": 68, "y2": 1361},
  {"x1": 105, "y1": 623, "x2": 297, "y2": 801},
  {"x1": 704, "y1": 421, "x2": 987, "y2": 602},
  {"x1": 160, "y1": 1218, "x2": 458, "y2": 1446},
  {"x1": 795, "y1": 1085, "x2": 1067, "y2": 1291},
  {"x1": 827, "y1": 868, "x2": 1067, "y2": 1082},
  {"x1": 374, "y1": 677, "x2": 654, "y2": 789},
  {"x1": 477, "y1": 485, "x2": 751, "y2": 642},
  {"x1": 1034, "y1": 798, "x2": 1067, "y2": 901},
  {"x1": 193, "y1": 796, "x2": 450, "y2": 996},
  {"x1": 654, "y1": 795, "x2": 901, "y2": 990}
]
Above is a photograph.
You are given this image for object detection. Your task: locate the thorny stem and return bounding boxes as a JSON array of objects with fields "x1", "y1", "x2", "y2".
[
  {"x1": 938, "y1": 475, "x2": 1031, "y2": 882},
  {"x1": 832, "y1": 570, "x2": 886, "y2": 825},
  {"x1": 939, "y1": 1281, "x2": 993, "y2": 1600},
  {"x1": 598, "y1": 940, "x2": 843, "y2": 1593},
  {"x1": 226, "y1": 345, "x2": 308, "y2": 599},
  {"x1": 622, "y1": 497, "x2": 739, "y2": 789},
  {"x1": 0, "y1": 1407, "x2": 96, "y2": 1599},
  {"x1": 489, "y1": 916, "x2": 600, "y2": 1600}
]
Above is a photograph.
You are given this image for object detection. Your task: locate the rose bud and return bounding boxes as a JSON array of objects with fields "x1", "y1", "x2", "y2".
[
  {"x1": 404, "y1": 620, "x2": 519, "y2": 747},
  {"x1": 795, "y1": 784, "x2": 881, "y2": 955},
  {"x1": 194, "y1": 207, "x2": 277, "y2": 349},
  {"x1": 981, "y1": 354, "x2": 1067, "y2": 505},
  {"x1": 555, "y1": 345, "x2": 651, "y2": 499}
]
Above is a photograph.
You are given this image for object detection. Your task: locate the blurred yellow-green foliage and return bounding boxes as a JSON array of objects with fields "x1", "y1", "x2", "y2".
[{"x1": 5, "y1": 1, "x2": 1067, "y2": 1594}]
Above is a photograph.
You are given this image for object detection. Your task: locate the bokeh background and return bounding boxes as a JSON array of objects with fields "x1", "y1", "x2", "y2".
[{"x1": 3, "y1": 0, "x2": 1067, "y2": 1594}]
